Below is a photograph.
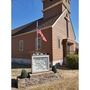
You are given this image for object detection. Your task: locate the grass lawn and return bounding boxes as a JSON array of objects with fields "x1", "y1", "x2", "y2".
[{"x1": 12, "y1": 68, "x2": 78, "y2": 90}]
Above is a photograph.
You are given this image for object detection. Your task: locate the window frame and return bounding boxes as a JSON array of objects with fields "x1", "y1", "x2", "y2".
[
  {"x1": 57, "y1": 38, "x2": 61, "y2": 49},
  {"x1": 19, "y1": 40, "x2": 24, "y2": 52}
]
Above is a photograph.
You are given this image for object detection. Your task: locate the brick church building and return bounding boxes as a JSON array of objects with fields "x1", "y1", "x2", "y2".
[{"x1": 12, "y1": 0, "x2": 76, "y2": 65}]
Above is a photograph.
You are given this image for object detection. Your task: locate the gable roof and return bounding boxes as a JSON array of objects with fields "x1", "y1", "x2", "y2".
[
  {"x1": 12, "y1": 15, "x2": 60, "y2": 36},
  {"x1": 12, "y1": 9, "x2": 76, "y2": 40}
]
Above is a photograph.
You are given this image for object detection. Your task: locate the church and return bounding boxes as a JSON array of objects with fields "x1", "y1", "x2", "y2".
[{"x1": 12, "y1": 0, "x2": 76, "y2": 66}]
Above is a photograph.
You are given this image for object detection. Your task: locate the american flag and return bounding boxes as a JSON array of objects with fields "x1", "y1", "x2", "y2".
[{"x1": 37, "y1": 30, "x2": 47, "y2": 42}]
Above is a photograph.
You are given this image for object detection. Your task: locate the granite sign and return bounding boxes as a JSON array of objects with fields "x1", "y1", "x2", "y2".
[{"x1": 32, "y1": 54, "x2": 49, "y2": 73}]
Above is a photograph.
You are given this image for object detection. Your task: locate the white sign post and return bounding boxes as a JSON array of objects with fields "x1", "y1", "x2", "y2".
[{"x1": 31, "y1": 54, "x2": 49, "y2": 73}]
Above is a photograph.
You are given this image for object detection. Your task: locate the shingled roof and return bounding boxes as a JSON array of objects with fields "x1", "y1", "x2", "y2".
[{"x1": 12, "y1": 15, "x2": 60, "y2": 36}]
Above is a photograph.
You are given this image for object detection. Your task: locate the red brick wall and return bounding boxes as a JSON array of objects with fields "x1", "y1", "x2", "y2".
[
  {"x1": 43, "y1": 0, "x2": 62, "y2": 9},
  {"x1": 43, "y1": 4, "x2": 62, "y2": 19},
  {"x1": 52, "y1": 10, "x2": 75, "y2": 62},
  {"x1": 12, "y1": 28, "x2": 53, "y2": 63}
]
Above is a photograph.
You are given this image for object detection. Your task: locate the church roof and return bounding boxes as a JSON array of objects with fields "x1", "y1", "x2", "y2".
[{"x1": 12, "y1": 15, "x2": 60, "y2": 36}]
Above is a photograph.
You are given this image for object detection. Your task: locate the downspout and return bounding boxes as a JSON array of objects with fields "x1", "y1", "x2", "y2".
[{"x1": 64, "y1": 13, "x2": 70, "y2": 64}]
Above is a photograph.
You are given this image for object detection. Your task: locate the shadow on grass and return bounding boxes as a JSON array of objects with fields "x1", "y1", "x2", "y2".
[
  {"x1": 55, "y1": 63, "x2": 79, "y2": 70},
  {"x1": 12, "y1": 79, "x2": 18, "y2": 88}
]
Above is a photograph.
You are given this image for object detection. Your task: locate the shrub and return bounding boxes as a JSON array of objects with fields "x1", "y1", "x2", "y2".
[
  {"x1": 55, "y1": 63, "x2": 61, "y2": 69},
  {"x1": 52, "y1": 65, "x2": 57, "y2": 73},
  {"x1": 20, "y1": 69, "x2": 28, "y2": 79},
  {"x1": 66, "y1": 54, "x2": 79, "y2": 69}
]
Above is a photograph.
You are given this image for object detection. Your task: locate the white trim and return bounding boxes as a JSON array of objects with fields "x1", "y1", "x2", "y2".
[
  {"x1": 31, "y1": 55, "x2": 49, "y2": 73},
  {"x1": 12, "y1": 26, "x2": 51, "y2": 38},
  {"x1": 52, "y1": 9, "x2": 67, "y2": 28},
  {"x1": 53, "y1": 59, "x2": 63, "y2": 66},
  {"x1": 43, "y1": 1, "x2": 62, "y2": 12}
]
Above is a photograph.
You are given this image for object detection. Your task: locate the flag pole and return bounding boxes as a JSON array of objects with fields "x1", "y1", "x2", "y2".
[{"x1": 36, "y1": 20, "x2": 38, "y2": 51}]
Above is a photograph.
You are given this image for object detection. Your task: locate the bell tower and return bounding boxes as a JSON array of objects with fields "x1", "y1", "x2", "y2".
[{"x1": 42, "y1": 0, "x2": 71, "y2": 19}]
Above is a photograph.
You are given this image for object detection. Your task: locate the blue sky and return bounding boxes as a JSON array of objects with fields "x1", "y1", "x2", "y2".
[{"x1": 12, "y1": 0, "x2": 78, "y2": 41}]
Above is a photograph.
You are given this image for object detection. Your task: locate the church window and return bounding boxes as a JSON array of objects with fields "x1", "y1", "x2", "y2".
[{"x1": 19, "y1": 40, "x2": 24, "y2": 52}]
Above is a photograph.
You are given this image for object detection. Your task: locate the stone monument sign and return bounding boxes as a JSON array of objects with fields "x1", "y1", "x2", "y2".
[{"x1": 31, "y1": 54, "x2": 49, "y2": 73}]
